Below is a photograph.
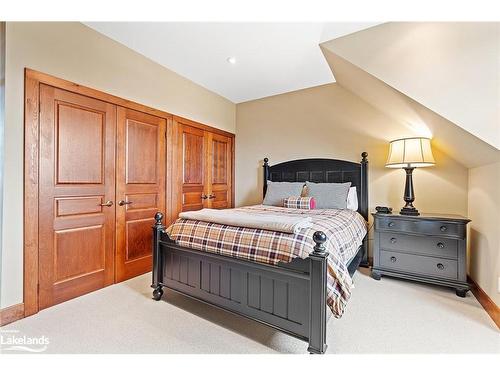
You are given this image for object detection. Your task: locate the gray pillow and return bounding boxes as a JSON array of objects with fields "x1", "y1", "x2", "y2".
[
  {"x1": 263, "y1": 181, "x2": 305, "y2": 206},
  {"x1": 304, "y1": 181, "x2": 352, "y2": 209}
]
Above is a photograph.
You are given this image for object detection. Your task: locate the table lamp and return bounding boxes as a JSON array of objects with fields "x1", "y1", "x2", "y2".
[{"x1": 386, "y1": 137, "x2": 435, "y2": 216}]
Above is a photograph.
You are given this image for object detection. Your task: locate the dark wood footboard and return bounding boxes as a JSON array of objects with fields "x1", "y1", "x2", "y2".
[{"x1": 151, "y1": 212, "x2": 329, "y2": 354}]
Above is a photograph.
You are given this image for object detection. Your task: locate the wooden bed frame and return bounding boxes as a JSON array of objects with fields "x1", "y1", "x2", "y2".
[{"x1": 151, "y1": 153, "x2": 369, "y2": 354}]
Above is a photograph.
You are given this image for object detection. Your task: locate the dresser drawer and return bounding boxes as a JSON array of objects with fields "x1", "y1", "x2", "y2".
[
  {"x1": 379, "y1": 250, "x2": 458, "y2": 280},
  {"x1": 376, "y1": 217, "x2": 465, "y2": 239},
  {"x1": 379, "y1": 232, "x2": 458, "y2": 259}
]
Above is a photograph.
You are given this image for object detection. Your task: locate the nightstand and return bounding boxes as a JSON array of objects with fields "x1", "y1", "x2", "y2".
[{"x1": 371, "y1": 212, "x2": 471, "y2": 297}]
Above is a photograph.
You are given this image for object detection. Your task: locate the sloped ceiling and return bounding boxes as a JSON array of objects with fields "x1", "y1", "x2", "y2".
[
  {"x1": 321, "y1": 22, "x2": 500, "y2": 151},
  {"x1": 321, "y1": 49, "x2": 499, "y2": 168}
]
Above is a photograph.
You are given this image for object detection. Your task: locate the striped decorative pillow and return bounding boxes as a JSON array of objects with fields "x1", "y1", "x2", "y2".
[{"x1": 283, "y1": 196, "x2": 316, "y2": 210}]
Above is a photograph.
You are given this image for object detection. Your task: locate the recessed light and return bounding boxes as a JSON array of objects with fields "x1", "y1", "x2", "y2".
[{"x1": 226, "y1": 57, "x2": 236, "y2": 64}]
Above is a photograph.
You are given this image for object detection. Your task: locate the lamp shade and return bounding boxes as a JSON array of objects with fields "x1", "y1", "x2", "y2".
[{"x1": 386, "y1": 137, "x2": 435, "y2": 168}]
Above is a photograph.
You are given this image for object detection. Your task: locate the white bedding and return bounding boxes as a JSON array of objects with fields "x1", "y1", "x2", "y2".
[{"x1": 179, "y1": 208, "x2": 313, "y2": 234}]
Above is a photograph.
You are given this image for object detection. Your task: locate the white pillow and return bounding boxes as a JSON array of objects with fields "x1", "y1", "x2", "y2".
[{"x1": 347, "y1": 187, "x2": 358, "y2": 211}]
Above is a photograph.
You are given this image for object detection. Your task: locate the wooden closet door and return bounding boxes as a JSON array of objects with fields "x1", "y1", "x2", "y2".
[
  {"x1": 207, "y1": 132, "x2": 233, "y2": 209},
  {"x1": 178, "y1": 123, "x2": 206, "y2": 212},
  {"x1": 115, "y1": 107, "x2": 166, "y2": 282},
  {"x1": 38, "y1": 85, "x2": 116, "y2": 310}
]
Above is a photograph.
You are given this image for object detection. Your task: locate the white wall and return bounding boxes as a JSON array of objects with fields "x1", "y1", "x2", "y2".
[
  {"x1": 1, "y1": 22, "x2": 236, "y2": 308},
  {"x1": 468, "y1": 162, "x2": 500, "y2": 305}
]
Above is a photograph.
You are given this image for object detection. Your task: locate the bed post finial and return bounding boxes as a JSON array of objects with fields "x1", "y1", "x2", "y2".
[
  {"x1": 312, "y1": 231, "x2": 327, "y2": 255},
  {"x1": 263, "y1": 157, "x2": 269, "y2": 166},
  {"x1": 154, "y1": 212, "x2": 164, "y2": 226},
  {"x1": 308, "y1": 230, "x2": 328, "y2": 354},
  {"x1": 361, "y1": 152, "x2": 368, "y2": 163}
]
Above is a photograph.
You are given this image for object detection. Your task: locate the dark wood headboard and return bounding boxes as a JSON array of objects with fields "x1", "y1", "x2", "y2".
[{"x1": 263, "y1": 153, "x2": 369, "y2": 220}]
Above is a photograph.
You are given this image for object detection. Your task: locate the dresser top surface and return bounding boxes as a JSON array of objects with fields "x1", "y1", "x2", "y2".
[{"x1": 372, "y1": 212, "x2": 470, "y2": 223}]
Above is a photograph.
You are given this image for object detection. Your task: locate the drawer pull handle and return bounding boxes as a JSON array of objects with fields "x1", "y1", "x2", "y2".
[
  {"x1": 437, "y1": 242, "x2": 445, "y2": 249},
  {"x1": 437, "y1": 263, "x2": 444, "y2": 270},
  {"x1": 388, "y1": 222, "x2": 395, "y2": 228},
  {"x1": 390, "y1": 256, "x2": 397, "y2": 263},
  {"x1": 440, "y1": 226, "x2": 447, "y2": 232},
  {"x1": 390, "y1": 238, "x2": 397, "y2": 244}
]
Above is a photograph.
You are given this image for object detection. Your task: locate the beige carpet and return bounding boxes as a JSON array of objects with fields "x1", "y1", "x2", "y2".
[{"x1": 3, "y1": 268, "x2": 499, "y2": 354}]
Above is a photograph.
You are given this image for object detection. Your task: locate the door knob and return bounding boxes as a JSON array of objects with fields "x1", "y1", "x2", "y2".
[
  {"x1": 201, "y1": 194, "x2": 208, "y2": 200},
  {"x1": 100, "y1": 200, "x2": 114, "y2": 207},
  {"x1": 208, "y1": 194, "x2": 216, "y2": 199},
  {"x1": 118, "y1": 200, "x2": 133, "y2": 206}
]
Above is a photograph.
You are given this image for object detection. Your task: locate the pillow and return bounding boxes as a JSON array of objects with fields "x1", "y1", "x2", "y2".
[
  {"x1": 263, "y1": 181, "x2": 305, "y2": 206},
  {"x1": 347, "y1": 187, "x2": 359, "y2": 211},
  {"x1": 304, "y1": 181, "x2": 352, "y2": 209},
  {"x1": 283, "y1": 196, "x2": 316, "y2": 210}
]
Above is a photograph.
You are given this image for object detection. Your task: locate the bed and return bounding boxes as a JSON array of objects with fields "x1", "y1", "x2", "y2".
[{"x1": 151, "y1": 153, "x2": 369, "y2": 354}]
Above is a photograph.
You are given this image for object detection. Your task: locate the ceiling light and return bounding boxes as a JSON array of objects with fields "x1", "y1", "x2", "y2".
[{"x1": 226, "y1": 57, "x2": 236, "y2": 64}]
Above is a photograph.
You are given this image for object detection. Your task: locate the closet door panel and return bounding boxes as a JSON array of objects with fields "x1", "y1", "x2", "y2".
[
  {"x1": 38, "y1": 84, "x2": 116, "y2": 310},
  {"x1": 208, "y1": 133, "x2": 233, "y2": 209},
  {"x1": 178, "y1": 124, "x2": 206, "y2": 212},
  {"x1": 116, "y1": 107, "x2": 166, "y2": 282}
]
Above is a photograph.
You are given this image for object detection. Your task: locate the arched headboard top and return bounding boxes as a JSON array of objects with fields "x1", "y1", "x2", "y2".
[{"x1": 263, "y1": 153, "x2": 368, "y2": 220}]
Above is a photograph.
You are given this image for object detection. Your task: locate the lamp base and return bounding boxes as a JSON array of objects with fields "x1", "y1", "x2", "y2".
[
  {"x1": 400, "y1": 167, "x2": 420, "y2": 216},
  {"x1": 400, "y1": 206, "x2": 420, "y2": 216}
]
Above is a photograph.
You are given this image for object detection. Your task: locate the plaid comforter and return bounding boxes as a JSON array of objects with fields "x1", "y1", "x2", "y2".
[{"x1": 166, "y1": 205, "x2": 367, "y2": 318}]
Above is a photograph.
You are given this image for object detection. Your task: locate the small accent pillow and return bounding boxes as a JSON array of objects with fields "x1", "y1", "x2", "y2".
[
  {"x1": 304, "y1": 181, "x2": 352, "y2": 209},
  {"x1": 263, "y1": 181, "x2": 305, "y2": 206},
  {"x1": 283, "y1": 196, "x2": 316, "y2": 210},
  {"x1": 347, "y1": 187, "x2": 358, "y2": 211}
]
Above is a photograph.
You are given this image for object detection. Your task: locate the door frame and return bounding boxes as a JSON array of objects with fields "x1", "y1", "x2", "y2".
[{"x1": 23, "y1": 68, "x2": 234, "y2": 317}]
